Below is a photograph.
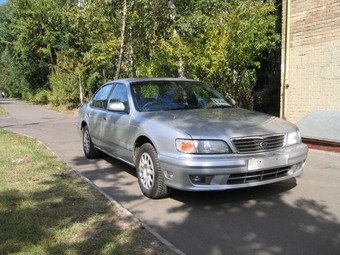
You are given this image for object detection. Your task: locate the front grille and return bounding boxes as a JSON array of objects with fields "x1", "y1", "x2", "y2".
[
  {"x1": 227, "y1": 166, "x2": 290, "y2": 185},
  {"x1": 232, "y1": 134, "x2": 285, "y2": 153}
]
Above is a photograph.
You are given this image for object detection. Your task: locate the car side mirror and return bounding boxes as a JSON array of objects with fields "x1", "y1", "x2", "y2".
[
  {"x1": 107, "y1": 102, "x2": 126, "y2": 112},
  {"x1": 226, "y1": 98, "x2": 237, "y2": 107}
]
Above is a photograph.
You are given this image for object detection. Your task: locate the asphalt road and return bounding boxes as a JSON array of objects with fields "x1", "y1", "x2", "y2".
[{"x1": 1, "y1": 99, "x2": 340, "y2": 255}]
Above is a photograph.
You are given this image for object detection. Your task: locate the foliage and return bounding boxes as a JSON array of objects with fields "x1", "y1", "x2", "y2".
[
  {"x1": 0, "y1": 4, "x2": 12, "y2": 95},
  {"x1": 49, "y1": 72, "x2": 79, "y2": 106},
  {"x1": 31, "y1": 89, "x2": 51, "y2": 105},
  {"x1": 0, "y1": 0, "x2": 280, "y2": 109}
]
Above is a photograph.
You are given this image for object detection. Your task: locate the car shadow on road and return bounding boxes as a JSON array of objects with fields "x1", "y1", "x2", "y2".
[
  {"x1": 71, "y1": 154, "x2": 340, "y2": 255},
  {"x1": 160, "y1": 176, "x2": 340, "y2": 255},
  {"x1": 169, "y1": 179, "x2": 297, "y2": 205}
]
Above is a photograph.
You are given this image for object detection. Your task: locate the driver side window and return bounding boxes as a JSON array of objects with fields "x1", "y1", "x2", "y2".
[
  {"x1": 108, "y1": 84, "x2": 128, "y2": 106},
  {"x1": 90, "y1": 84, "x2": 113, "y2": 109}
]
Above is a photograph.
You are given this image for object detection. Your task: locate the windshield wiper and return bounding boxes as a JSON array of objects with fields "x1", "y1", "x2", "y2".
[
  {"x1": 168, "y1": 105, "x2": 195, "y2": 110},
  {"x1": 208, "y1": 105, "x2": 232, "y2": 109}
]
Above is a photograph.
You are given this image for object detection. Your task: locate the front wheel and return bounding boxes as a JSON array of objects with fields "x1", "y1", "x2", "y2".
[
  {"x1": 136, "y1": 143, "x2": 172, "y2": 199},
  {"x1": 82, "y1": 125, "x2": 101, "y2": 159}
]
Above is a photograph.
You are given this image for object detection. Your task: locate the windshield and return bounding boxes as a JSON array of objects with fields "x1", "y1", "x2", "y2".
[{"x1": 131, "y1": 80, "x2": 232, "y2": 112}]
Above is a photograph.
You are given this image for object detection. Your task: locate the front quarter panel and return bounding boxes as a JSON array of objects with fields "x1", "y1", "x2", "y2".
[
  {"x1": 132, "y1": 112, "x2": 191, "y2": 158},
  {"x1": 77, "y1": 104, "x2": 88, "y2": 136}
]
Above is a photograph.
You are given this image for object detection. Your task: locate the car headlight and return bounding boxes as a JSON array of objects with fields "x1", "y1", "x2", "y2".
[
  {"x1": 176, "y1": 139, "x2": 230, "y2": 154},
  {"x1": 286, "y1": 130, "x2": 301, "y2": 146}
]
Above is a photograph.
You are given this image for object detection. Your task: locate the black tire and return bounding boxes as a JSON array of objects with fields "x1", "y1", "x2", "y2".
[
  {"x1": 82, "y1": 125, "x2": 101, "y2": 159},
  {"x1": 136, "y1": 143, "x2": 172, "y2": 199}
]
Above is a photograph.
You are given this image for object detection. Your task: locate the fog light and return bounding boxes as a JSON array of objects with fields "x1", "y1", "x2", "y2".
[
  {"x1": 164, "y1": 170, "x2": 174, "y2": 180},
  {"x1": 189, "y1": 175, "x2": 213, "y2": 185},
  {"x1": 288, "y1": 161, "x2": 305, "y2": 174},
  {"x1": 296, "y1": 161, "x2": 304, "y2": 170}
]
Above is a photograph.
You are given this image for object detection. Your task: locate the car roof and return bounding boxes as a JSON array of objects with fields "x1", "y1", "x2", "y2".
[{"x1": 109, "y1": 77, "x2": 198, "y2": 83}]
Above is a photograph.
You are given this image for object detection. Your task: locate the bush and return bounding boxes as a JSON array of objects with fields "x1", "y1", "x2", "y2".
[
  {"x1": 49, "y1": 72, "x2": 80, "y2": 107},
  {"x1": 32, "y1": 89, "x2": 51, "y2": 105}
]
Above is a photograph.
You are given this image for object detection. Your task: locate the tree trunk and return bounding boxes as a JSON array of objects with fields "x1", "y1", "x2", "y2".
[
  {"x1": 114, "y1": 0, "x2": 127, "y2": 80},
  {"x1": 168, "y1": 0, "x2": 185, "y2": 78}
]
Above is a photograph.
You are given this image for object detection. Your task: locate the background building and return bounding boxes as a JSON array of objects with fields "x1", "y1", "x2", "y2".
[{"x1": 281, "y1": 0, "x2": 340, "y2": 143}]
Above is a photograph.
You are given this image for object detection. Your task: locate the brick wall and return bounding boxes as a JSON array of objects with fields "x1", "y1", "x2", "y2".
[{"x1": 281, "y1": 0, "x2": 340, "y2": 123}]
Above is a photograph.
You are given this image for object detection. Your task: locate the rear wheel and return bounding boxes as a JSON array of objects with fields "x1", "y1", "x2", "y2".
[
  {"x1": 82, "y1": 125, "x2": 101, "y2": 159},
  {"x1": 136, "y1": 143, "x2": 172, "y2": 199}
]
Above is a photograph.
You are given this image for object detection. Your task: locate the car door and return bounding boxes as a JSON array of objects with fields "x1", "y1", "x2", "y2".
[
  {"x1": 101, "y1": 83, "x2": 133, "y2": 163},
  {"x1": 86, "y1": 84, "x2": 114, "y2": 147}
]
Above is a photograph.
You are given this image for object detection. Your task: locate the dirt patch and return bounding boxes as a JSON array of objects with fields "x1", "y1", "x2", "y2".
[{"x1": 42, "y1": 104, "x2": 80, "y2": 116}]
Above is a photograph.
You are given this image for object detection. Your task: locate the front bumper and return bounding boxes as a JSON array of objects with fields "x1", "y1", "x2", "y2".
[{"x1": 158, "y1": 143, "x2": 308, "y2": 191}]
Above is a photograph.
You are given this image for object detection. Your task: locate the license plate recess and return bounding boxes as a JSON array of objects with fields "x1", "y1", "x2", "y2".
[{"x1": 248, "y1": 155, "x2": 288, "y2": 171}]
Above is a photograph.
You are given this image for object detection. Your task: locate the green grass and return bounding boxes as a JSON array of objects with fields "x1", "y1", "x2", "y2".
[
  {"x1": 0, "y1": 105, "x2": 8, "y2": 115},
  {"x1": 0, "y1": 129, "x2": 175, "y2": 255}
]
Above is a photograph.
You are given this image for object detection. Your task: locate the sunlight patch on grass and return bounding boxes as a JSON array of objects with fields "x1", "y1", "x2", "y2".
[
  {"x1": 0, "y1": 129, "x2": 175, "y2": 254},
  {"x1": 0, "y1": 106, "x2": 8, "y2": 115}
]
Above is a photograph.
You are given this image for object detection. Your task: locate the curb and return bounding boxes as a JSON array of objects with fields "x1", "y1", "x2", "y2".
[
  {"x1": 72, "y1": 167, "x2": 186, "y2": 255},
  {"x1": 6, "y1": 130, "x2": 186, "y2": 255}
]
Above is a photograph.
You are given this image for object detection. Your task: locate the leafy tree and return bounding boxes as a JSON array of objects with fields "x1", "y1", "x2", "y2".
[
  {"x1": 0, "y1": 3, "x2": 11, "y2": 95},
  {"x1": 126, "y1": 0, "x2": 279, "y2": 108},
  {"x1": 0, "y1": 0, "x2": 280, "y2": 109},
  {"x1": 148, "y1": 0, "x2": 278, "y2": 108},
  {"x1": 8, "y1": 0, "x2": 57, "y2": 98},
  {"x1": 50, "y1": 0, "x2": 123, "y2": 104}
]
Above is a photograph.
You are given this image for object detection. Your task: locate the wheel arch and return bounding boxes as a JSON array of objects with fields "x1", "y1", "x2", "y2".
[
  {"x1": 133, "y1": 135, "x2": 155, "y2": 165},
  {"x1": 80, "y1": 120, "x2": 88, "y2": 131}
]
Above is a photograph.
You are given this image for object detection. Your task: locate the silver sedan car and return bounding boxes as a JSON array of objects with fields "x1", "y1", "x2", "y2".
[{"x1": 77, "y1": 78, "x2": 308, "y2": 199}]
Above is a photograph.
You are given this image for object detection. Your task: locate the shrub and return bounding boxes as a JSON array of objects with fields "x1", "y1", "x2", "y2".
[{"x1": 49, "y1": 72, "x2": 80, "y2": 107}]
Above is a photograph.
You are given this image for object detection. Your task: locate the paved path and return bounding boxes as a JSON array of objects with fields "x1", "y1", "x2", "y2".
[{"x1": 1, "y1": 98, "x2": 340, "y2": 255}]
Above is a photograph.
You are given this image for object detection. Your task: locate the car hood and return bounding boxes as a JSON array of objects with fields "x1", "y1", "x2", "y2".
[{"x1": 142, "y1": 108, "x2": 296, "y2": 139}]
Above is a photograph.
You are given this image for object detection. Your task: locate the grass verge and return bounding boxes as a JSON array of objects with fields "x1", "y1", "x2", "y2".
[
  {"x1": 0, "y1": 105, "x2": 8, "y2": 115},
  {"x1": 41, "y1": 104, "x2": 79, "y2": 116},
  {"x1": 0, "y1": 128, "x2": 176, "y2": 255}
]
